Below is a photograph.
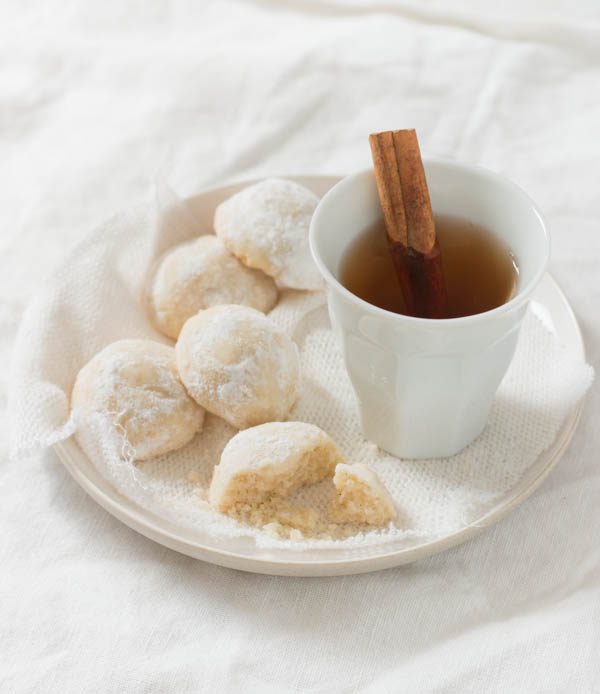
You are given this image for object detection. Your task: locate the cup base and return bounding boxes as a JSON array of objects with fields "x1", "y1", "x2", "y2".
[{"x1": 362, "y1": 417, "x2": 488, "y2": 460}]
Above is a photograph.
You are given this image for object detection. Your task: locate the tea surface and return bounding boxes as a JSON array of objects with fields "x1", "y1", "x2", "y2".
[{"x1": 340, "y1": 215, "x2": 518, "y2": 318}]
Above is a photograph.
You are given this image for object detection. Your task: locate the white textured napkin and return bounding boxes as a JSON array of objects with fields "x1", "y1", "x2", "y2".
[{"x1": 9, "y1": 185, "x2": 594, "y2": 549}]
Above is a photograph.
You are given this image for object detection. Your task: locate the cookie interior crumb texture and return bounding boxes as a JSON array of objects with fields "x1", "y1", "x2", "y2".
[
  {"x1": 209, "y1": 421, "x2": 343, "y2": 513},
  {"x1": 329, "y1": 463, "x2": 397, "y2": 526},
  {"x1": 207, "y1": 422, "x2": 397, "y2": 540}
]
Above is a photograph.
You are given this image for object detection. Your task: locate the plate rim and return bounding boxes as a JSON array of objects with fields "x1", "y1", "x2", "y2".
[
  {"x1": 54, "y1": 386, "x2": 583, "y2": 575},
  {"x1": 53, "y1": 175, "x2": 587, "y2": 576}
]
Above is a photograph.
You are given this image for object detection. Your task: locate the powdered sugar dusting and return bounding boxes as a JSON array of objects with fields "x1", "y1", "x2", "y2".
[
  {"x1": 149, "y1": 235, "x2": 278, "y2": 339},
  {"x1": 72, "y1": 339, "x2": 204, "y2": 461},
  {"x1": 221, "y1": 421, "x2": 323, "y2": 466},
  {"x1": 214, "y1": 178, "x2": 322, "y2": 290},
  {"x1": 176, "y1": 305, "x2": 300, "y2": 429}
]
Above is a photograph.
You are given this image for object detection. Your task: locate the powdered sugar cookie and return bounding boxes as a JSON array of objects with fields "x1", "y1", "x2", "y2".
[
  {"x1": 329, "y1": 463, "x2": 396, "y2": 525},
  {"x1": 71, "y1": 339, "x2": 204, "y2": 461},
  {"x1": 175, "y1": 304, "x2": 300, "y2": 429},
  {"x1": 148, "y1": 235, "x2": 278, "y2": 340},
  {"x1": 214, "y1": 178, "x2": 322, "y2": 290},
  {"x1": 209, "y1": 421, "x2": 344, "y2": 513}
]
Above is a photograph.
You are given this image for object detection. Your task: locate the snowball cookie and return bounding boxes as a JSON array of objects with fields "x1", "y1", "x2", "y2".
[
  {"x1": 214, "y1": 178, "x2": 323, "y2": 290},
  {"x1": 176, "y1": 304, "x2": 300, "y2": 429},
  {"x1": 329, "y1": 463, "x2": 396, "y2": 526},
  {"x1": 71, "y1": 339, "x2": 204, "y2": 462},
  {"x1": 209, "y1": 422, "x2": 345, "y2": 513},
  {"x1": 148, "y1": 235, "x2": 278, "y2": 340}
]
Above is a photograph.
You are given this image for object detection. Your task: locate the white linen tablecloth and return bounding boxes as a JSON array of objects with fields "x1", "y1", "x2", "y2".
[{"x1": 2, "y1": 1, "x2": 599, "y2": 691}]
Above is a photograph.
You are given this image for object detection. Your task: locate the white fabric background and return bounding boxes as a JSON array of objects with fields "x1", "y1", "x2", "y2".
[{"x1": 2, "y1": 1, "x2": 599, "y2": 692}]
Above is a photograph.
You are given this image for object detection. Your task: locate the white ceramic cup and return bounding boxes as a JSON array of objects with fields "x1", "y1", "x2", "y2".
[{"x1": 309, "y1": 160, "x2": 550, "y2": 459}]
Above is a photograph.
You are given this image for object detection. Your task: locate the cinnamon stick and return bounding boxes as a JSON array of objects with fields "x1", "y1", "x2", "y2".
[{"x1": 369, "y1": 129, "x2": 447, "y2": 318}]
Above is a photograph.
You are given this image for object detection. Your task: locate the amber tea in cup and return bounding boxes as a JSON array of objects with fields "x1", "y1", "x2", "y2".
[{"x1": 340, "y1": 214, "x2": 518, "y2": 318}]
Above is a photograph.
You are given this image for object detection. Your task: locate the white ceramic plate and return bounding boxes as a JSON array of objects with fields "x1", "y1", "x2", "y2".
[{"x1": 54, "y1": 175, "x2": 585, "y2": 577}]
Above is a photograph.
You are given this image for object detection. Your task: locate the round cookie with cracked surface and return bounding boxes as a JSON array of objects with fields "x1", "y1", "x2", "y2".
[
  {"x1": 71, "y1": 339, "x2": 204, "y2": 461},
  {"x1": 175, "y1": 304, "x2": 300, "y2": 430},
  {"x1": 214, "y1": 178, "x2": 322, "y2": 290},
  {"x1": 148, "y1": 235, "x2": 278, "y2": 340}
]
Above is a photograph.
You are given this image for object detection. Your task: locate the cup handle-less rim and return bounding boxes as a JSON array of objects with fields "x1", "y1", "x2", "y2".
[{"x1": 309, "y1": 159, "x2": 551, "y2": 328}]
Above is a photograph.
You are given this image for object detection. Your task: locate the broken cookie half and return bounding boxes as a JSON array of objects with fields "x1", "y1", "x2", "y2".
[
  {"x1": 329, "y1": 463, "x2": 396, "y2": 526},
  {"x1": 208, "y1": 421, "x2": 397, "y2": 536},
  {"x1": 209, "y1": 421, "x2": 341, "y2": 513}
]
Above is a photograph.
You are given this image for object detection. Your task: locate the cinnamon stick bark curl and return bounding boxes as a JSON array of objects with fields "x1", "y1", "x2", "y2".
[{"x1": 369, "y1": 129, "x2": 447, "y2": 319}]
